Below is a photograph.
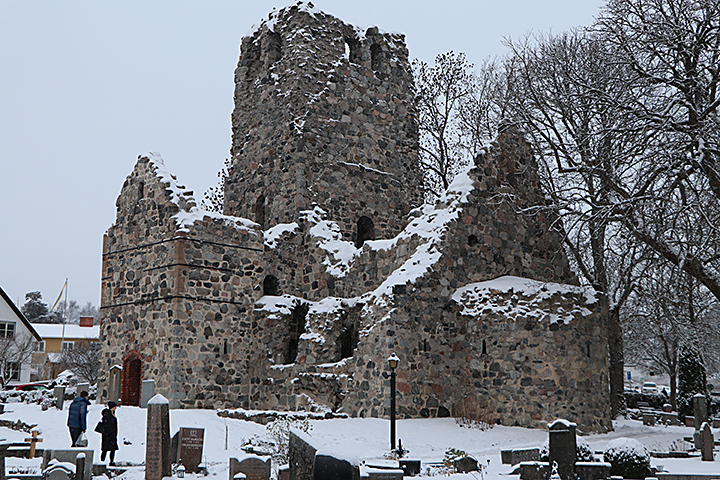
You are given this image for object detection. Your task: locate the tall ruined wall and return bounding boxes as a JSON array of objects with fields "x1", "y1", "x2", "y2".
[
  {"x1": 99, "y1": 155, "x2": 266, "y2": 409},
  {"x1": 224, "y1": 3, "x2": 422, "y2": 244}
]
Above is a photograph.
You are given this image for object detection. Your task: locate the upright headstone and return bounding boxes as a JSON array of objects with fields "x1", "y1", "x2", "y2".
[
  {"x1": 235, "y1": 457, "x2": 270, "y2": 480},
  {"x1": 140, "y1": 380, "x2": 155, "y2": 409},
  {"x1": 313, "y1": 455, "x2": 354, "y2": 480},
  {"x1": 108, "y1": 366, "x2": 122, "y2": 404},
  {"x1": 54, "y1": 387, "x2": 66, "y2": 410},
  {"x1": 175, "y1": 427, "x2": 204, "y2": 473},
  {"x1": 76, "y1": 384, "x2": 90, "y2": 398},
  {"x1": 693, "y1": 394, "x2": 708, "y2": 430},
  {"x1": 75, "y1": 453, "x2": 85, "y2": 480},
  {"x1": 145, "y1": 394, "x2": 171, "y2": 480},
  {"x1": 288, "y1": 432, "x2": 316, "y2": 480},
  {"x1": 42, "y1": 450, "x2": 93, "y2": 480},
  {"x1": 700, "y1": 422, "x2": 714, "y2": 462},
  {"x1": 548, "y1": 419, "x2": 577, "y2": 480}
]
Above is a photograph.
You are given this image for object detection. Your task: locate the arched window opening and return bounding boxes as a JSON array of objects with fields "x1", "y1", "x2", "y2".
[
  {"x1": 254, "y1": 195, "x2": 265, "y2": 229},
  {"x1": 285, "y1": 301, "x2": 309, "y2": 364},
  {"x1": 121, "y1": 351, "x2": 142, "y2": 406},
  {"x1": 370, "y1": 44, "x2": 382, "y2": 71},
  {"x1": 263, "y1": 275, "x2": 280, "y2": 296},
  {"x1": 345, "y1": 37, "x2": 361, "y2": 64},
  {"x1": 338, "y1": 322, "x2": 358, "y2": 361},
  {"x1": 481, "y1": 339, "x2": 487, "y2": 355},
  {"x1": 356, "y1": 216, "x2": 375, "y2": 248},
  {"x1": 138, "y1": 181, "x2": 144, "y2": 199},
  {"x1": 224, "y1": 339, "x2": 229, "y2": 355}
]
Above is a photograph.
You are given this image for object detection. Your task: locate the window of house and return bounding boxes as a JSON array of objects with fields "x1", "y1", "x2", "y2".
[
  {"x1": 62, "y1": 341, "x2": 74, "y2": 352},
  {"x1": 34, "y1": 341, "x2": 45, "y2": 353},
  {"x1": 7, "y1": 363, "x2": 19, "y2": 381},
  {"x1": 0, "y1": 322, "x2": 15, "y2": 338}
]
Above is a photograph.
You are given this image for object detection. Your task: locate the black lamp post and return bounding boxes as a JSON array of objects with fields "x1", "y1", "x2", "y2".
[{"x1": 388, "y1": 353, "x2": 399, "y2": 451}]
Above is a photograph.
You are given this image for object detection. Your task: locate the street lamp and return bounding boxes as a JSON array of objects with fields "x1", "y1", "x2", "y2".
[{"x1": 388, "y1": 353, "x2": 400, "y2": 451}]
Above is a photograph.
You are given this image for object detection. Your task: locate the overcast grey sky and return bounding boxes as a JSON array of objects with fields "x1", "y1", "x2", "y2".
[{"x1": 0, "y1": 0, "x2": 604, "y2": 308}]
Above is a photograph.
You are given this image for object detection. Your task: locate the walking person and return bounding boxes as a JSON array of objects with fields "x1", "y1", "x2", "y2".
[
  {"x1": 99, "y1": 401, "x2": 119, "y2": 465},
  {"x1": 67, "y1": 390, "x2": 91, "y2": 447}
]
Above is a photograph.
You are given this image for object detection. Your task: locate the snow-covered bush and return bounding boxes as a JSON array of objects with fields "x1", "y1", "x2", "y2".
[
  {"x1": 603, "y1": 438, "x2": 652, "y2": 479},
  {"x1": 265, "y1": 416, "x2": 312, "y2": 464},
  {"x1": 539, "y1": 436, "x2": 595, "y2": 462}
]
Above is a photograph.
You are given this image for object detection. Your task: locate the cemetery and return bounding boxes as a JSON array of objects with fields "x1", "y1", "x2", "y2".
[{"x1": 0, "y1": 383, "x2": 716, "y2": 480}]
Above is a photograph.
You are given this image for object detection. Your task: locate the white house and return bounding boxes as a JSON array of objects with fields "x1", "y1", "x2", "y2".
[{"x1": 0, "y1": 287, "x2": 42, "y2": 384}]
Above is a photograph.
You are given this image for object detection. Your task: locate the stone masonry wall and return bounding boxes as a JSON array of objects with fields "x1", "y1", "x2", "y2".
[
  {"x1": 99, "y1": 156, "x2": 266, "y2": 409},
  {"x1": 225, "y1": 4, "x2": 422, "y2": 244}
]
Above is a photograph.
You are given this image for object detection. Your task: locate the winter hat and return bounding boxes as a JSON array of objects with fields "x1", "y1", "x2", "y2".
[{"x1": 108, "y1": 401, "x2": 118, "y2": 409}]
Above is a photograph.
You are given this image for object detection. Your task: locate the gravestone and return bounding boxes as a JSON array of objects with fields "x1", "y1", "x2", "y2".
[
  {"x1": 75, "y1": 452, "x2": 85, "y2": 480},
  {"x1": 366, "y1": 469, "x2": 403, "y2": 480},
  {"x1": 278, "y1": 465, "x2": 290, "y2": 480},
  {"x1": 400, "y1": 459, "x2": 421, "y2": 476},
  {"x1": 685, "y1": 416, "x2": 695, "y2": 428},
  {"x1": 108, "y1": 366, "x2": 122, "y2": 404},
  {"x1": 174, "y1": 427, "x2": 204, "y2": 473},
  {"x1": 235, "y1": 457, "x2": 270, "y2": 480},
  {"x1": 145, "y1": 394, "x2": 171, "y2": 480},
  {"x1": 548, "y1": 419, "x2": 577, "y2": 480},
  {"x1": 42, "y1": 450, "x2": 93, "y2": 480},
  {"x1": 313, "y1": 455, "x2": 355, "y2": 480},
  {"x1": 454, "y1": 456, "x2": 478, "y2": 473},
  {"x1": 42, "y1": 459, "x2": 75, "y2": 480},
  {"x1": 699, "y1": 422, "x2": 714, "y2": 462},
  {"x1": 140, "y1": 380, "x2": 155, "y2": 409},
  {"x1": 501, "y1": 448, "x2": 540, "y2": 465},
  {"x1": 54, "y1": 387, "x2": 65, "y2": 410},
  {"x1": 642, "y1": 413, "x2": 656, "y2": 426},
  {"x1": 693, "y1": 394, "x2": 708, "y2": 430},
  {"x1": 288, "y1": 432, "x2": 316, "y2": 480},
  {"x1": 76, "y1": 384, "x2": 90, "y2": 398}
]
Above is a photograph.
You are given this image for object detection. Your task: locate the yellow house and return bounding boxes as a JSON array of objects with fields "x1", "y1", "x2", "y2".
[{"x1": 30, "y1": 317, "x2": 99, "y2": 380}]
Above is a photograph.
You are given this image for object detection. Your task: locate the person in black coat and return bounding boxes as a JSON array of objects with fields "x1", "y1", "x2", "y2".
[{"x1": 98, "y1": 401, "x2": 119, "y2": 465}]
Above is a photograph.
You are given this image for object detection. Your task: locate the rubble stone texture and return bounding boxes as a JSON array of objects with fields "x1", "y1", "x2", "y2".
[{"x1": 98, "y1": 2, "x2": 611, "y2": 432}]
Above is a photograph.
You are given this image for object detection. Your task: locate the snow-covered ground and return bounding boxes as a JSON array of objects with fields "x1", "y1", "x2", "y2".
[{"x1": 0, "y1": 401, "x2": 717, "y2": 479}]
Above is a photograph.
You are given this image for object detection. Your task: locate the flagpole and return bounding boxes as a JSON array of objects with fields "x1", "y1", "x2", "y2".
[{"x1": 60, "y1": 278, "x2": 68, "y2": 352}]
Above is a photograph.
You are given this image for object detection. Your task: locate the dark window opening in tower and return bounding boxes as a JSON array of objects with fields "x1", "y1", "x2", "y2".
[
  {"x1": 264, "y1": 31, "x2": 282, "y2": 68},
  {"x1": 370, "y1": 44, "x2": 382, "y2": 71},
  {"x1": 468, "y1": 234, "x2": 479, "y2": 246},
  {"x1": 285, "y1": 301, "x2": 309, "y2": 364},
  {"x1": 356, "y1": 216, "x2": 375, "y2": 248},
  {"x1": 223, "y1": 339, "x2": 229, "y2": 355},
  {"x1": 263, "y1": 275, "x2": 280, "y2": 296},
  {"x1": 586, "y1": 343, "x2": 591, "y2": 358},
  {"x1": 138, "y1": 181, "x2": 144, "y2": 199},
  {"x1": 345, "y1": 37, "x2": 361, "y2": 64},
  {"x1": 482, "y1": 339, "x2": 487, "y2": 355},
  {"x1": 337, "y1": 322, "x2": 359, "y2": 361},
  {"x1": 254, "y1": 195, "x2": 265, "y2": 229}
]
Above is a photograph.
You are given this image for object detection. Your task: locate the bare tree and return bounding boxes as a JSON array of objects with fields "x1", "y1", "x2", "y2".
[
  {"x1": 0, "y1": 333, "x2": 37, "y2": 387},
  {"x1": 595, "y1": 0, "x2": 720, "y2": 300},
  {"x1": 60, "y1": 340, "x2": 101, "y2": 384},
  {"x1": 502, "y1": 29, "x2": 651, "y2": 416}
]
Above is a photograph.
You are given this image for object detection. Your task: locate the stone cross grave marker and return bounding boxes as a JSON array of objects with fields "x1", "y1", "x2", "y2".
[
  {"x1": 229, "y1": 457, "x2": 270, "y2": 480},
  {"x1": 313, "y1": 454, "x2": 355, "y2": 480},
  {"x1": 140, "y1": 380, "x2": 155, "y2": 409},
  {"x1": 54, "y1": 387, "x2": 65, "y2": 410},
  {"x1": 24, "y1": 430, "x2": 42, "y2": 458},
  {"x1": 108, "y1": 366, "x2": 122, "y2": 404},
  {"x1": 145, "y1": 394, "x2": 171, "y2": 480},
  {"x1": 175, "y1": 427, "x2": 204, "y2": 473}
]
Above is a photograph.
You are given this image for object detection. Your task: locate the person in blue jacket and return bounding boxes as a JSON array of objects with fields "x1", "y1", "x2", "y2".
[{"x1": 67, "y1": 390, "x2": 91, "y2": 447}]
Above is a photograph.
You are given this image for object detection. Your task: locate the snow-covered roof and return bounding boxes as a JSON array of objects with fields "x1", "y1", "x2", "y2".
[{"x1": 30, "y1": 323, "x2": 99, "y2": 340}]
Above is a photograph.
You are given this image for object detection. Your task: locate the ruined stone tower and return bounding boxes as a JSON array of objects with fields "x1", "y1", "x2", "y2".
[
  {"x1": 224, "y1": 3, "x2": 422, "y2": 241},
  {"x1": 99, "y1": 2, "x2": 611, "y2": 433}
]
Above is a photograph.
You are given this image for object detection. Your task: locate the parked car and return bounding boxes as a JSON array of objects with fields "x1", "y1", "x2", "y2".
[
  {"x1": 13, "y1": 382, "x2": 50, "y2": 391},
  {"x1": 642, "y1": 382, "x2": 659, "y2": 395}
]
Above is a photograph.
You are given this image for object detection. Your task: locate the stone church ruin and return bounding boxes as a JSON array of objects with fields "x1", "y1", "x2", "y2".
[{"x1": 98, "y1": 2, "x2": 611, "y2": 432}]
